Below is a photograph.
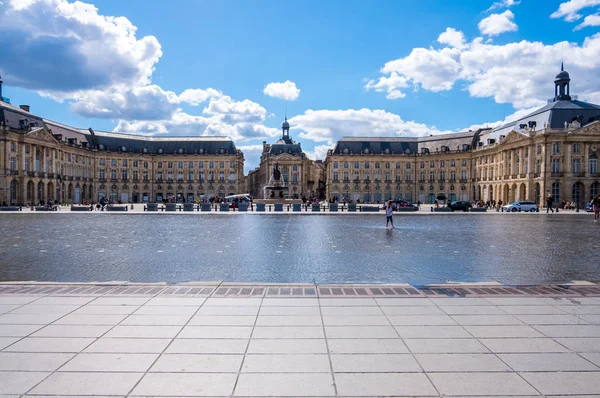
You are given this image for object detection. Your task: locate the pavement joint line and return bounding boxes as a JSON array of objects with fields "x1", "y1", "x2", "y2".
[{"x1": 317, "y1": 290, "x2": 339, "y2": 398}]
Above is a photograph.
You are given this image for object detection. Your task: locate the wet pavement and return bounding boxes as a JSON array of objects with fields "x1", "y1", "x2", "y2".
[{"x1": 0, "y1": 213, "x2": 598, "y2": 284}]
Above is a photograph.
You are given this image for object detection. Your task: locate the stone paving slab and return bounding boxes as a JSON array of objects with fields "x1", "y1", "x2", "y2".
[{"x1": 1, "y1": 285, "x2": 600, "y2": 397}]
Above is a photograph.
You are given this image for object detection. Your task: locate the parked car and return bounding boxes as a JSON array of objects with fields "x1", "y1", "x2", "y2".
[
  {"x1": 449, "y1": 201, "x2": 472, "y2": 212},
  {"x1": 389, "y1": 200, "x2": 418, "y2": 210},
  {"x1": 503, "y1": 201, "x2": 538, "y2": 212}
]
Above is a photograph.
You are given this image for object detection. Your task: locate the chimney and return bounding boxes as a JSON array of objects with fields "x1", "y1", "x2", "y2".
[{"x1": 20, "y1": 105, "x2": 30, "y2": 112}]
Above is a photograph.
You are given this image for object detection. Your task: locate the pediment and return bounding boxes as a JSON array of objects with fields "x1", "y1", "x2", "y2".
[
  {"x1": 273, "y1": 153, "x2": 300, "y2": 161},
  {"x1": 499, "y1": 130, "x2": 529, "y2": 145},
  {"x1": 572, "y1": 120, "x2": 600, "y2": 135},
  {"x1": 25, "y1": 127, "x2": 58, "y2": 144}
]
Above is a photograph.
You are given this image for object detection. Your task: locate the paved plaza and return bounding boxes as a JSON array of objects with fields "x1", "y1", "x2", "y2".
[{"x1": 1, "y1": 283, "x2": 600, "y2": 397}]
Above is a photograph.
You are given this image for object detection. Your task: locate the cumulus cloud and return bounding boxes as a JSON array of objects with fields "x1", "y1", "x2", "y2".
[
  {"x1": 304, "y1": 145, "x2": 333, "y2": 161},
  {"x1": 263, "y1": 81, "x2": 300, "y2": 101},
  {"x1": 478, "y1": 10, "x2": 518, "y2": 36},
  {"x1": 178, "y1": 88, "x2": 222, "y2": 106},
  {"x1": 290, "y1": 109, "x2": 453, "y2": 146},
  {"x1": 551, "y1": 0, "x2": 600, "y2": 22},
  {"x1": 366, "y1": 27, "x2": 600, "y2": 110},
  {"x1": 486, "y1": 0, "x2": 520, "y2": 12},
  {"x1": 437, "y1": 27, "x2": 466, "y2": 48},
  {"x1": 575, "y1": 12, "x2": 600, "y2": 29}
]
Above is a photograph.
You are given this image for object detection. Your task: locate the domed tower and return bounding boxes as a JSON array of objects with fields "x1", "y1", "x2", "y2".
[
  {"x1": 554, "y1": 62, "x2": 571, "y2": 101},
  {"x1": 282, "y1": 117, "x2": 290, "y2": 141}
]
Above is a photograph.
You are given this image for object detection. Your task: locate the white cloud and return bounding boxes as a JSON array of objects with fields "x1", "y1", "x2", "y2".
[
  {"x1": 367, "y1": 26, "x2": 600, "y2": 111},
  {"x1": 459, "y1": 106, "x2": 539, "y2": 132},
  {"x1": 263, "y1": 80, "x2": 300, "y2": 101},
  {"x1": 304, "y1": 145, "x2": 333, "y2": 161},
  {"x1": 290, "y1": 108, "x2": 453, "y2": 147},
  {"x1": 178, "y1": 88, "x2": 222, "y2": 106},
  {"x1": 478, "y1": 10, "x2": 518, "y2": 36},
  {"x1": 575, "y1": 12, "x2": 600, "y2": 29},
  {"x1": 551, "y1": 0, "x2": 600, "y2": 22},
  {"x1": 487, "y1": 0, "x2": 520, "y2": 11},
  {"x1": 437, "y1": 27, "x2": 466, "y2": 48}
]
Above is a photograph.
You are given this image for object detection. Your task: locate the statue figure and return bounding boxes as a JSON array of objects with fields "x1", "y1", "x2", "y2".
[{"x1": 273, "y1": 163, "x2": 281, "y2": 181}]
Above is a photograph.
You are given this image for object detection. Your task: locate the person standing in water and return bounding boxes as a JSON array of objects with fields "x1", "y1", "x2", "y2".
[{"x1": 385, "y1": 200, "x2": 395, "y2": 229}]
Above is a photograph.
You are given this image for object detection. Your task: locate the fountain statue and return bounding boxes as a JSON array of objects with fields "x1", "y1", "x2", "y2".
[{"x1": 263, "y1": 162, "x2": 288, "y2": 199}]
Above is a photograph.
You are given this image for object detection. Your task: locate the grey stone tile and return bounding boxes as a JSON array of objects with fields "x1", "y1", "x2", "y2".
[
  {"x1": 33, "y1": 297, "x2": 94, "y2": 306},
  {"x1": 319, "y1": 298, "x2": 377, "y2": 306},
  {"x1": 120, "y1": 314, "x2": 192, "y2": 326},
  {"x1": 259, "y1": 306, "x2": 320, "y2": 316},
  {"x1": 484, "y1": 297, "x2": 547, "y2": 306},
  {"x1": 247, "y1": 339, "x2": 327, "y2": 354},
  {"x1": 395, "y1": 325, "x2": 471, "y2": 339},
  {"x1": 388, "y1": 315, "x2": 457, "y2": 326},
  {"x1": 451, "y1": 314, "x2": 523, "y2": 325},
  {"x1": 515, "y1": 314, "x2": 590, "y2": 325},
  {"x1": 31, "y1": 325, "x2": 111, "y2": 338},
  {"x1": 179, "y1": 326, "x2": 252, "y2": 339},
  {"x1": 534, "y1": 325, "x2": 600, "y2": 337},
  {"x1": 0, "y1": 304, "x2": 20, "y2": 313},
  {"x1": 256, "y1": 315, "x2": 322, "y2": 326},
  {"x1": 144, "y1": 297, "x2": 206, "y2": 306},
  {"x1": 416, "y1": 353, "x2": 511, "y2": 372},
  {"x1": 71, "y1": 305, "x2": 139, "y2": 315},
  {"x1": 0, "y1": 296, "x2": 40, "y2": 305},
  {"x1": 380, "y1": 305, "x2": 445, "y2": 315},
  {"x1": 242, "y1": 354, "x2": 330, "y2": 373},
  {"x1": 325, "y1": 326, "x2": 398, "y2": 339},
  {"x1": 60, "y1": 353, "x2": 159, "y2": 372},
  {"x1": 557, "y1": 305, "x2": 600, "y2": 315},
  {"x1": 234, "y1": 373, "x2": 334, "y2": 396},
  {"x1": 104, "y1": 325, "x2": 182, "y2": 338},
  {"x1": 88, "y1": 297, "x2": 149, "y2": 306},
  {"x1": 0, "y1": 337, "x2": 20, "y2": 349},
  {"x1": 555, "y1": 338, "x2": 600, "y2": 352},
  {"x1": 252, "y1": 326, "x2": 324, "y2": 339},
  {"x1": 335, "y1": 373, "x2": 437, "y2": 396},
  {"x1": 5, "y1": 337, "x2": 94, "y2": 353},
  {"x1": 0, "y1": 313, "x2": 63, "y2": 324},
  {"x1": 166, "y1": 338, "x2": 248, "y2": 354},
  {"x1": 331, "y1": 353, "x2": 420, "y2": 372},
  {"x1": 196, "y1": 306, "x2": 260, "y2": 316},
  {"x1": 0, "y1": 352, "x2": 73, "y2": 371},
  {"x1": 374, "y1": 298, "x2": 433, "y2": 306},
  {"x1": 0, "y1": 324, "x2": 42, "y2": 337},
  {"x1": 320, "y1": 306, "x2": 383, "y2": 316},
  {"x1": 538, "y1": 297, "x2": 600, "y2": 305},
  {"x1": 29, "y1": 372, "x2": 143, "y2": 395},
  {"x1": 262, "y1": 298, "x2": 319, "y2": 307},
  {"x1": 499, "y1": 353, "x2": 600, "y2": 371},
  {"x1": 10, "y1": 305, "x2": 78, "y2": 315},
  {"x1": 203, "y1": 298, "x2": 262, "y2": 307},
  {"x1": 500, "y1": 305, "x2": 570, "y2": 315},
  {"x1": 464, "y1": 325, "x2": 545, "y2": 338},
  {"x1": 429, "y1": 372, "x2": 539, "y2": 396},
  {"x1": 480, "y1": 338, "x2": 569, "y2": 353},
  {"x1": 404, "y1": 338, "x2": 489, "y2": 353},
  {"x1": 430, "y1": 297, "x2": 493, "y2": 306},
  {"x1": 133, "y1": 305, "x2": 198, "y2": 315},
  {"x1": 521, "y1": 372, "x2": 600, "y2": 395},
  {"x1": 188, "y1": 315, "x2": 256, "y2": 326},
  {"x1": 323, "y1": 315, "x2": 390, "y2": 326},
  {"x1": 151, "y1": 353, "x2": 243, "y2": 372},
  {"x1": 0, "y1": 371, "x2": 49, "y2": 394},
  {"x1": 439, "y1": 305, "x2": 507, "y2": 315},
  {"x1": 582, "y1": 314, "x2": 600, "y2": 324},
  {"x1": 84, "y1": 338, "x2": 171, "y2": 353},
  {"x1": 53, "y1": 314, "x2": 127, "y2": 325},
  {"x1": 580, "y1": 352, "x2": 600, "y2": 367},
  {"x1": 327, "y1": 338, "x2": 409, "y2": 354},
  {"x1": 132, "y1": 373, "x2": 236, "y2": 396}
]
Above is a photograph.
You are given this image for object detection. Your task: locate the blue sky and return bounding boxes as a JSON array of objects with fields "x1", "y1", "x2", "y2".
[{"x1": 2, "y1": 0, "x2": 600, "y2": 171}]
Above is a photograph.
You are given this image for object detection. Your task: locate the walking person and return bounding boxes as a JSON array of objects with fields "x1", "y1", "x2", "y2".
[
  {"x1": 546, "y1": 194, "x2": 554, "y2": 213},
  {"x1": 385, "y1": 200, "x2": 395, "y2": 229},
  {"x1": 593, "y1": 195, "x2": 600, "y2": 223}
]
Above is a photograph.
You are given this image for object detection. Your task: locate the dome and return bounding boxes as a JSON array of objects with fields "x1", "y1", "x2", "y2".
[
  {"x1": 555, "y1": 70, "x2": 570, "y2": 82},
  {"x1": 282, "y1": 119, "x2": 290, "y2": 129}
]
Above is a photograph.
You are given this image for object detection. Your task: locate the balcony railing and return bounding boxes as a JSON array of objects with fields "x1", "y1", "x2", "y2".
[
  {"x1": 534, "y1": 173, "x2": 540, "y2": 178},
  {"x1": 551, "y1": 172, "x2": 563, "y2": 177},
  {"x1": 519, "y1": 173, "x2": 526, "y2": 178},
  {"x1": 510, "y1": 174, "x2": 517, "y2": 179}
]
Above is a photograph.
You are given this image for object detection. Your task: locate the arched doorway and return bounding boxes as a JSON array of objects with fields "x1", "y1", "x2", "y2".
[
  {"x1": 510, "y1": 183, "x2": 517, "y2": 203},
  {"x1": 37, "y1": 181, "x2": 44, "y2": 204},
  {"x1": 27, "y1": 181, "x2": 34, "y2": 204},
  {"x1": 503, "y1": 184, "x2": 510, "y2": 204},
  {"x1": 47, "y1": 182, "x2": 54, "y2": 202},
  {"x1": 591, "y1": 181, "x2": 599, "y2": 200},
  {"x1": 74, "y1": 184, "x2": 81, "y2": 204},
  {"x1": 10, "y1": 180, "x2": 19, "y2": 205},
  {"x1": 534, "y1": 183, "x2": 541, "y2": 205},
  {"x1": 489, "y1": 185, "x2": 494, "y2": 203},
  {"x1": 519, "y1": 183, "x2": 526, "y2": 201},
  {"x1": 67, "y1": 184, "x2": 73, "y2": 202},
  {"x1": 572, "y1": 182, "x2": 585, "y2": 208}
]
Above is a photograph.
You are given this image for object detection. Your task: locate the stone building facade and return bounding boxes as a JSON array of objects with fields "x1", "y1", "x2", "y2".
[
  {"x1": 247, "y1": 119, "x2": 326, "y2": 200},
  {"x1": 325, "y1": 68, "x2": 600, "y2": 206},
  {"x1": 0, "y1": 99, "x2": 245, "y2": 205}
]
